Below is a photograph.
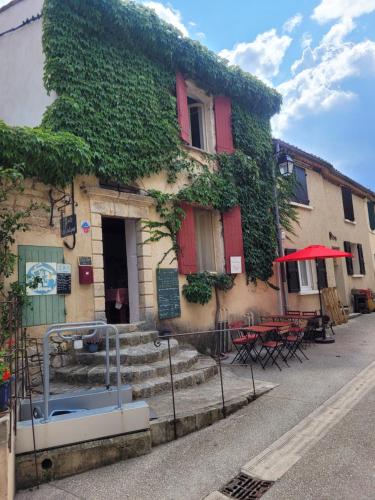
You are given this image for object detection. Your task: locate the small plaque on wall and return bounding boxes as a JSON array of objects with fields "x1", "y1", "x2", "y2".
[
  {"x1": 230, "y1": 256, "x2": 242, "y2": 274},
  {"x1": 78, "y1": 256, "x2": 92, "y2": 266},
  {"x1": 157, "y1": 269, "x2": 181, "y2": 320},
  {"x1": 57, "y1": 263, "x2": 72, "y2": 295}
]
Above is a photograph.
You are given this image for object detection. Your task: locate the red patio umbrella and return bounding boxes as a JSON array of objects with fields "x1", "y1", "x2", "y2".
[
  {"x1": 275, "y1": 245, "x2": 352, "y2": 262},
  {"x1": 275, "y1": 245, "x2": 352, "y2": 343}
]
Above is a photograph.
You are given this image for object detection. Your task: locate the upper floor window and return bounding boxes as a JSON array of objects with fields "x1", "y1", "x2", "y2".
[
  {"x1": 368, "y1": 200, "x2": 375, "y2": 230},
  {"x1": 291, "y1": 166, "x2": 309, "y2": 205},
  {"x1": 341, "y1": 186, "x2": 355, "y2": 221},
  {"x1": 175, "y1": 73, "x2": 234, "y2": 155},
  {"x1": 188, "y1": 97, "x2": 206, "y2": 150},
  {"x1": 344, "y1": 241, "x2": 366, "y2": 276}
]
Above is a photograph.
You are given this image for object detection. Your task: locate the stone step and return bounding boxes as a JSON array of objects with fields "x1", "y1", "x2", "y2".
[
  {"x1": 111, "y1": 322, "x2": 152, "y2": 334},
  {"x1": 108, "y1": 330, "x2": 159, "y2": 347},
  {"x1": 53, "y1": 349, "x2": 200, "y2": 385},
  {"x1": 74, "y1": 339, "x2": 179, "y2": 366},
  {"x1": 132, "y1": 357, "x2": 218, "y2": 399}
]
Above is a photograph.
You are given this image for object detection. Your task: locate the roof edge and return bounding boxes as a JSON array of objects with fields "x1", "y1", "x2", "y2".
[
  {"x1": 0, "y1": 0, "x2": 25, "y2": 14},
  {"x1": 274, "y1": 139, "x2": 375, "y2": 200}
]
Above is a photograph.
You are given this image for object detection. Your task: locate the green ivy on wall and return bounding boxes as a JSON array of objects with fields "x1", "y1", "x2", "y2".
[{"x1": 0, "y1": 121, "x2": 92, "y2": 186}]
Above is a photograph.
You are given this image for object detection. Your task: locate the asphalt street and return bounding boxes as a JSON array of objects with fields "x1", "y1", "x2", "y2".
[{"x1": 17, "y1": 315, "x2": 375, "y2": 500}]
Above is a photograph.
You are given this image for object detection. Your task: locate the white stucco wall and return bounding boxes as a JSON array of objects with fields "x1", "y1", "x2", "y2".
[{"x1": 0, "y1": 0, "x2": 55, "y2": 126}]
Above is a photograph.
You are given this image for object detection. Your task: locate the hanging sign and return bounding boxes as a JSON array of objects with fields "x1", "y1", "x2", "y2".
[
  {"x1": 60, "y1": 214, "x2": 77, "y2": 238},
  {"x1": 26, "y1": 262, "x2": 57, "y2": 296},
  {"x1": 57, "y1": 263, "x2": 72, "y2": 295},
  {"x1": 157, "y1": 269, "x2": 181, "y2": 320}
]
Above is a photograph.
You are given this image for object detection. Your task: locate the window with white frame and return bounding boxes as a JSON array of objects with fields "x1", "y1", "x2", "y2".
[
  {"x1": 188, "y1": 97, "x2": 205, "y2": 150},
  {"x1": 297, "y1": 260, "x2": 316, "y2": 291},
  {"x1": 185, "y1": 81, "x2": 215, "y2": 153},
  {"x1": 194, "y1": 208, "x2": 216, "y2": 272}
]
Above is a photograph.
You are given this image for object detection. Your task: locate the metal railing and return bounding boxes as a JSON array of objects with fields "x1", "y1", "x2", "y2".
[{"x1": 42, "y1": 322, "x2": 120, "y2": 422}]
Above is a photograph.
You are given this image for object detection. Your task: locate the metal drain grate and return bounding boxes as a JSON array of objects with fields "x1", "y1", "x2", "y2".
[{"x1": 221, "y1": 473, "x2": 274, "y2": 499}]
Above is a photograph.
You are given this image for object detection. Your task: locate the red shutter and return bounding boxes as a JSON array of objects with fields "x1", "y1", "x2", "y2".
[
  {"x1": 214, "y1": 95, "x2": 234, "y2": 154},
  {"x1": 222, "y1": 206, "x2": 245, "y2": 274},
  {"x1": 176, "y1": 203, "x2": 197, "y2": 274},
  {"x1": 176, "y1": 72, "x2": 190, "y2": 143}
]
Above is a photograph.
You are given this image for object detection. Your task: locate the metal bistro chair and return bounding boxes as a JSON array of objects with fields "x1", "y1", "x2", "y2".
[
  {"x1": 284, "y1": 324, "x2": 309, "y2": 363},
  {"x1": 258, "y1": 328, "x2": 287, "y2": 371},
  {"x1": 229, "y1": 321, "x2": 258, "y2": 364}
]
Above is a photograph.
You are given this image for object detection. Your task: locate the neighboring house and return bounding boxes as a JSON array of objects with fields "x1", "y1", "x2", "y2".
[
  {"x1": 0, "y1": 0, "x2": 282, "y2": 336},
  {"x1": 277, "y1": 140, "x2": 375, "y2": 312}
]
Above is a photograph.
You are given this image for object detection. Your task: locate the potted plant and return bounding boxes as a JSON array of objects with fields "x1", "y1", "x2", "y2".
[
  {"x1": 0, "y1": 353, "x2": 11, "y2": 412},
  {"x1": 84, "y1": 331, "x2": 104, "y2": 353}
]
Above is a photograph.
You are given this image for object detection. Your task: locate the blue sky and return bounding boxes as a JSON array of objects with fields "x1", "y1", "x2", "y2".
[
  {"x1": 1, "y1": 0, "x2": 374, "y2": 189},
  {"x1": 142, "y1": 0, "x2": 375, "y2": 190}
]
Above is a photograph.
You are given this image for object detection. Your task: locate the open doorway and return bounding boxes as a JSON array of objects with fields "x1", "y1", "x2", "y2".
[{"x1": 102, "y1": 217, "x2": 129, "y2": 324}]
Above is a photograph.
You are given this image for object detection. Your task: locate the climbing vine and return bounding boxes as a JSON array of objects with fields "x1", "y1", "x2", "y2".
[
  {"x1": 0, "y1": 168, "x2": 40, "y2": 347},
  {"x1": 182, "y1": 272, "x2": 235, "y2": 305},
  {"x1": 0, "y1": 121, "x2": 92, "y2": 186},
  {"x1": 143, "y1": 164, "x2": 238, "y2": 266}
]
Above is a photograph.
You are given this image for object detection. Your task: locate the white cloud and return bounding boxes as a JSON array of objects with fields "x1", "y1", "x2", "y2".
[
  {"x1": 219, "y1": 29, "x2": 292, "y2": 84},
  {"x1": 273, "y1": 0, "x2": 375, "y2": 136},
  {"x1": 302, "y1": 32, "x2": 313, "y2": 49},
  {"x1": 273, "y1": 36, "x2": 375, "y2": 135},
  {"x1": 144, "y1": 2, "x2": 189, "y2": 37},
  {"x1": 312, "y1": 0, "x2": 375, "y2": 23},
  {"x1": 283, "y1": 13, "x2": 303, "y2": 33},
  {"x1": 320, "y1": 17, "x2": 355, "y2": 47}
]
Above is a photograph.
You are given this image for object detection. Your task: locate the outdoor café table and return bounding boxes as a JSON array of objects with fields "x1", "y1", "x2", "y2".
[
  {"x1": 259, "y1": 321, "x2": 293, "y2": 343},
  {"x1": 241, "y1": 325, "x2": 277, "y2": 363},
  {"x1": 260, "y1": 321, "x2": 292, "y2": 329}
]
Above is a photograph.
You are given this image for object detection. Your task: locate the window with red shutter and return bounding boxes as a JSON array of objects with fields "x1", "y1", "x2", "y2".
[
  {"x1": 176, "y1": 203, "x2": 197, "y2": 275},
  {"x1": 176, "y1": 72, "x2": 190, "y2": 143},
  {"x1": 222, "y1": 206, "x2": 245, "y2": 274},
  {"x1": 214, "y1": 96, "x2": 234, "y2": 154}
]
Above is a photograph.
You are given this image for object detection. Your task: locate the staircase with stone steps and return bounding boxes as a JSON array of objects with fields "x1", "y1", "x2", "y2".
[{"x1": 53, "y1": 323, "x2": 218, "y2": 399}]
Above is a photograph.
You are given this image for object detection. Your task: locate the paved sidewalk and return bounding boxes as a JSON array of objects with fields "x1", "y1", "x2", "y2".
[{"x1": 17, "y1": 315, "x2": 375, "y2": 500}]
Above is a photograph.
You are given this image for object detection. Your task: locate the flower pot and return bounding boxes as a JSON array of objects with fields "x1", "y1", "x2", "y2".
[
  {"x1": 87, "y1": 343, "x2": 99, "y2": 353},
  {"x1": 0, "y1": 382, "x2": 10, "y2": 412}
]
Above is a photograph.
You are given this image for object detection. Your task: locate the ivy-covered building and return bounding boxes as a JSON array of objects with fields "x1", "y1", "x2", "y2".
[{"x1": 1, "y1": 0, "x2": 289, "y2": 336}]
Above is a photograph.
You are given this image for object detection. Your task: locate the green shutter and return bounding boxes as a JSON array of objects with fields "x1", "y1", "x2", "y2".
[
  {"x1": 18, "y1": 245, "x2": 66, "y2": 327},
  {"x1": 285, "y1": 249, "x2": 300, "y2": 293}
]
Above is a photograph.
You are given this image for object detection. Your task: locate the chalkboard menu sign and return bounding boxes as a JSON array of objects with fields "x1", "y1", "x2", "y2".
[
  {"x1": 56, "y1": 263, "x2": 72, "y2": 295},
  {"x1": 60, "y1": 214, "x2": 77, "y2": 238},
  {"x1": 157, "y1": 269, "x2": 181, "y2": 320}
]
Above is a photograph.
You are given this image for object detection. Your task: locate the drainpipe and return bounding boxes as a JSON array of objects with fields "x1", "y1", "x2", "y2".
[{"x1": 273, "y1": 141, "x2": 288, "y2": 314}]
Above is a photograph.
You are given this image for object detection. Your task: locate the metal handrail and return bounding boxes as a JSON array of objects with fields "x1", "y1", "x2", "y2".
[{"x1": 42, "y1": 322, "x2": 120, "y2": 422}]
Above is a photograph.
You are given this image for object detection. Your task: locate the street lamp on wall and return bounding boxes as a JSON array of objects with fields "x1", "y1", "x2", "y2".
[
  {"x1": 273, "y1": 141, "x2": 294, "y2": 313},
  {"x1": 277, "y1": 152, "x2": 294, "y2": 177}
]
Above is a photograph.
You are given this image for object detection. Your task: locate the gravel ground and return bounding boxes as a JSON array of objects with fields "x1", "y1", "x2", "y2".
[{"x1": 17, "y1": 315, "x2": 375, "y2": 500}]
